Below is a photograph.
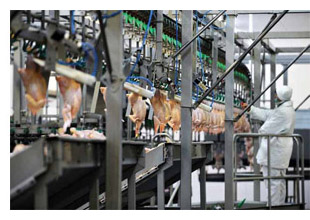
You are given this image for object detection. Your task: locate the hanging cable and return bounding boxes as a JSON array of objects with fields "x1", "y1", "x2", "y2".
[
  {"x1": 102, "y1": 10, "x2": 122, "y2": 20},
  {"x1": 71, "y1": 10, "x2": 75, "y2": 35},
  {"x1": 126, "y1": 10, "x2": 154, "y2": 81},
  {"x1": 127, "y1": 76, "x2": 154, "y2": 90}
]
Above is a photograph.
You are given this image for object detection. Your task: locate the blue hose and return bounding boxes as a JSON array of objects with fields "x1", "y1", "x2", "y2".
[
  {"x1": 102, "y1": 10, "x2": 122, "y2": 19},
  {"x1": 58, "y1": 60, "x2": 81, "y2": 67},
  {"x1": 126, "y1": 10, "x2": 154, "y2": 81},
  {"x1": 71, "y1": 10, "x2": 75, "y2": 35},
  {"x1": 127, "y1": 76, "x2": 154, "y2": 90},
  {"x1": 82, "y1": 42, "x2": 98, "y2": 77}
]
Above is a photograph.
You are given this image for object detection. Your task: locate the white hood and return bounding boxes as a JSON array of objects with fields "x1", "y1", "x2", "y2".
[{"x1": 277, "y1": 86, "x2": 293, "y2": 101}]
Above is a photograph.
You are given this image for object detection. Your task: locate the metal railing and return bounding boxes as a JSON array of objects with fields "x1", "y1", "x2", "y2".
[{"x1": 233, "y1": 133, "x2": 305, "y2": 210}]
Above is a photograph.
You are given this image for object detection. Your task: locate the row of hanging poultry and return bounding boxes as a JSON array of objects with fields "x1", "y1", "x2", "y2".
[
  {"x1": 16, "y1": 55, "x2": 254, "y2": 168},
  {"x1": 17, "y1": 56, "x2": 251, "y2": 138},
  {"x1": 100, "y1": 87, "x2": 251, "y2": 138}
]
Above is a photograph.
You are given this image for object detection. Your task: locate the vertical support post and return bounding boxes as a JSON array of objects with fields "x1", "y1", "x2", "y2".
[
  {"x1": 157, "y1": 169, "x2": 165, "y2": 210},
  {"x1": 224, "y1": 14, "x2": 235, "y2": 210},
  {"x1": 180, "y1": 10, "x2": 193, "y2": 210},
  {"x1": 301, "y1": 138, "x2": 305, "y2": 208},
  {"x1": 34, "y1": 182, "x2": 48, "y2": 210},
  {"x1": 89, "y1": 175, "x2": 99, "y2": 210},
  {"x1": 150, "y1": 196, "x2": 156, "y2": 206},
  {"x1": 295, "y1": 137, "x2": 300, "y2": 205},
  {"x1": 105, "y1": 11, "x2": 124, "y2": 210},
  {"x1": 283, "y1": 64, "x2": 288, "y2": 85},
  {"x1": 128, "y1": 170, "x2": 136, "y2": 210},
  {"x1": 267, "y1": 136, "x2": 271, "y2": 209},
  {"x1": 199, "y1": 159, "x2": 206, "y2": 209},
  {"x1": 270, "y1": 53, "x2": 276, "y2": 109},
  {"x1": 252, "y1": 42, "x2": 261, "y2": 202},
  {"x1": 211, "y1": 30, "x2": 218, "y2": 85},
  {"x1": 155, "y1": 10, "x2": 163, "y2": 80},
  {"x1": 12, "y1": 40, "x2": 22, "y2": 125}
]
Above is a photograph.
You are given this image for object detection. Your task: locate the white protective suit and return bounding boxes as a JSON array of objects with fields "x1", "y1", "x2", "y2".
[{"x1": 249, "y1": 86, "x2": 296, "y2": 206}]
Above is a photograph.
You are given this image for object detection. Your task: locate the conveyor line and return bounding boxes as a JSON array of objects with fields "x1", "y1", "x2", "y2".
[
  {"x1": 78, "y1": 142, "x2": 172, "y2": 210},
  {"x1": 10, "y1": 136, "x2": 146, "y2": 209},
  {"x1": 84, "y1": 141, "x2": 213, "y2": 209}
]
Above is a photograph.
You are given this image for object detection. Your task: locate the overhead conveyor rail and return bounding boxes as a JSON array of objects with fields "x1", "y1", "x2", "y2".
[{"x1": 193, "y1": 10, "x2": 289, "y2": 109}]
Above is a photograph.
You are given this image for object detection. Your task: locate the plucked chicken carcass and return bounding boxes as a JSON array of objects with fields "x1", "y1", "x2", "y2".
[
  {"x1": 244, "y1": 137, "x2": 254, "y2": 169},
  {"x1": 150, "y1": 90, "x2": 171, "y2": 134},
  {"x1": 192, "y1": 108, "x2": 208, "y2": 132},
  {"x1": 70, "y1": 128, "x2": 106, "y2": 140},
  {"x1": 56, "y1": 75, "x2": 82, "y2": 132},
  {"x1": 126, "y1": 92, "x2": 147, "y2": 137},
  {"x1": 100, "y1": 87, "x2": 107, "y2": 103},
  {"x1": 11, "y1": 144, "x2": 29, "y2": 154},
  {"x1": 168, "y1": 99, "x2": 181, "y2": 132},
  {"x1": 18, "y1": 56, "x2": 47, "y2": 115},
  {"x1": 202, "y1": 111, "x2": 211, "y2": 134}
]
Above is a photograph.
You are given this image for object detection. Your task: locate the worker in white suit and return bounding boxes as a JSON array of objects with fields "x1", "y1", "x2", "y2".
[{"x1": 242, "y1": 86, "x2": 296, "y2": 206}]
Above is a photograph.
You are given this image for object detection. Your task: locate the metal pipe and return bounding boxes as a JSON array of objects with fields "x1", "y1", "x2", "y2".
[
  {"x1": 301, "y1": 137, "x2": 305, "y2": 208},
  {"x1": 193, "y1": 10, "x2": 289, "y2": 109},
  {"x1": 167, "y1": 181, "x2": 180, "y2": 207},
  {"x1": 267, "y1": 136, "x2": 271, "y2": 209},
  {"x1": 172, "y1": 10, "x2": 226, "y2": 59},
  {"x1": 295, "y1": 94, "x2": 310, "y2": 111},
  {"x1": 234, "y1": 175, "x2": 304, "y2": 181},
  {"x1": 97, "y1": 10, "x2": 113, "y2": 75},
  {"x1": 200, "y1": 10, "x2": 310, "y2": 15},
  {"x1": 235, "y1": 44, "x2": 310, "y2": 121},
  {"x1": 295, "y1": 137, "x2": 300, "y2": 204}
]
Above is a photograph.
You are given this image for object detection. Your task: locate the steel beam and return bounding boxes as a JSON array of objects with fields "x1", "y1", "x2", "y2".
[
  {"x1": 12, "y1": 41, "x2": 22, "y2": 124},
  {"x1": 128, "y1": 170, "x2": 136, "y2": 210},
  {"x1": 283, "y1": 64, "x2": 288, "y2": 85},
  {"x1": 253, "y1": 42, "x2": 261, "y2": 202},
  {"x1": 180, "y1": 10, "x2": 194, "y2": 210},
  {"x1": 224, "y1": 14, "x2": 235, "y2": 210},
  {"x1": 89, "y1": 173, "x2": 99, "y2": 210},
  {"x1": 199, "y1": 159, "x2": 207, "y2": 209},
  {"x1": 276, "y1": 47, "x2": 310, "y2": 53},
  {"x1": 157, "y1": 169, "x2": 165, "y2": 210},
  {"x1": 200, "y1": 10, "x2": 310, "y2": 15},
  {"x1": 295, "y1": 95, "x2": 310, "y2": 111},
  {"x1": 173, "y1": 10, "x2": 225, "y2": 59},
  {"x1": 211, "y1": 30, "x2": 218, "y2": 85},
  {"x1": 270, "y1": 53, "x2": 276, "y2": 109},
  {"x1": 105, "y1": 11, "x2": 124, "y2": 210},
  {"x1": 236, "y1": 54, "x2": 310, "y2": 64},
  {"x1": 155, "y1": 10, "x2": 163, "y2": 79},
  {"x1": 236, "y1": 31, "x2": 310, "y2": 39}
]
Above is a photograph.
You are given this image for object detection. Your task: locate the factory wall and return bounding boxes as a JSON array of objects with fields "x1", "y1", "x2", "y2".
[{"x1": 246, "y1": 63, "x2": 310, "y2": 110}]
